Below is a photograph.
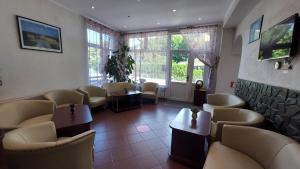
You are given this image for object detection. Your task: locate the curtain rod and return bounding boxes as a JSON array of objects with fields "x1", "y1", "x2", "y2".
[{"x1": 123, "y1": 23, "x2": 221, "y2": 35}]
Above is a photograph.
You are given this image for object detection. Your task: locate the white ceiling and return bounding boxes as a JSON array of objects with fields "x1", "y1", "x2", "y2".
[{"x1": 51, "y1": 0, "x2": 234, "y2": 32}]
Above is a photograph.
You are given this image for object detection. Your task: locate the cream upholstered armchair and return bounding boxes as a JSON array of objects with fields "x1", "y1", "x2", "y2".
[
  {"x1": 203, "y1": 93, "x2": 245, "y2": 113},
  {"x1": 0, "y1": 100, "x2": 54, "y2": 130},
  {"x1": 2, "y1": 121, "x2": 95, "y2": 169},
  {"x1": 142, "y1": 82, "x2": 159, "y2": 104},
  {"x1": 210, "y1": 108, "x2": 264, "y2": 141},
  {"x1": 44, "y1": 89, "x2": 84, "y2": 108},
  {"x1": 204, "y1": 125, "x2": 300, "y2": 169},
  {"x1": 78, "y1": 86, "x2": 107, "y2": 109}
]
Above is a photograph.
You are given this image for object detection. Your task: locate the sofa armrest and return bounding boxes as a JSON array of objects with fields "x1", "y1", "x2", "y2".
[{"x1": 221, "y1": 125, "x2": 295, "y2": 168}]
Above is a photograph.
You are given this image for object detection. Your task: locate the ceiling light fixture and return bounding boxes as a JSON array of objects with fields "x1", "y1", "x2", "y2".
[
  {"x1": 157, "y1": 22, "x2": 161, "y2": 25},
  {"x1": 91, "y1": 6, "x2": 95, "y2": 9},
  {"x1": 198, "y1": 17, "x2": 202, "y2": 21},
  {"x1": 172, "y1": 9, "x2": 177, "y2": 13}
]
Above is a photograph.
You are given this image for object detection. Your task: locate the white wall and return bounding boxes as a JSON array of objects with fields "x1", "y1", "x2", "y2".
[
  {"x1": 0, "y1": 0, "x2": 88, "y2": 100},
  {"x1": 215, "y1": 28, "x2": 241, "y2": 94},
  {"x1": 236, "y1": 0, "x2": 300, "y2": 91}
]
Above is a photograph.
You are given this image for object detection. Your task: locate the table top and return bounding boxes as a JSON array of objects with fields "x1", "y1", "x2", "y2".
[
  {"x1": 170, "y1": 108, "x2": 211, "y2": 136},
  {"x1": 52, "y1": 105, "x2": 93, "y2": 129},
  {"x1": 110, "y1": 90, "x2": 142, "y2": 97}
]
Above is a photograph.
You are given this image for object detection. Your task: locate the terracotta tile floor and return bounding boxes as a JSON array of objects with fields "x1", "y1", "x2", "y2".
[{"x1": 92, "y1": 101, "x2": 194, "y2": 169}]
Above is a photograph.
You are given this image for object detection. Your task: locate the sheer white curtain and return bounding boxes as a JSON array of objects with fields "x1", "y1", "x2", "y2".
[
  {"x1": 180, "y1": 26, "x2": 219, "y2": 93},
  {"x1": 86, "y1": 19, "x2": 120, "y2": 86},
  {"x1": 124, "y1": 31, "x2": 169, "y2": 86}
]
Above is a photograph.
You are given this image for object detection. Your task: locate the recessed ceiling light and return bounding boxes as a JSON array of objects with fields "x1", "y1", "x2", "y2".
[
  {"x1": 198, "y1": 17, "x2": 202, "y2": 21},
  {"x1": 157, "y1": 22, "x2": 161, "y2": 25},
  {"x1": 91, "y1": 6, "x2": 95, "y2": 9},
  {"x1": 172, "y1": 9, "x2": 177, "y2": 13}
]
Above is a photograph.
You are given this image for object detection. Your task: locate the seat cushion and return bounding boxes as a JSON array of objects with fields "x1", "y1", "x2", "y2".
[
  {"x1": 142, "y1": 91, "x2": 156, "y2": 99},
  {"x1": 204, "y1": 142, "x2": 263, "y2": 169},
  {"x1": 19, "y1": 114, "x2": 53, "y2": 127},
  {"x1": 89, "y1": 97, "x2": 106, "y2": 108}
]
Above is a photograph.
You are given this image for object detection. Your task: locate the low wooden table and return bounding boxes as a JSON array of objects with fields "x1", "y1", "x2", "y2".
[
  {"x1": 52, "y1": 105, "x2": 93, "y2": 137},
  {"x1": 110, "y1": 90, "x2": 142, "y2": 113},
  {"x1": 169, "y1": 108, "x2": 211, "y2": 168}
]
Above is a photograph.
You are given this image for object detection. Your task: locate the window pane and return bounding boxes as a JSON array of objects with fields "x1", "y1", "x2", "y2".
[
  {"x1": 87, "y1": 29, "x2": 100, "y2": 45},
  {"x1": 102, "y1": 33, "x2": 113, "y2": 49},
  {"x1": 192, "y1": 58, "x2": 204, "y2": 83},
  {"x1": 129, "y1": 38, "x2": 144, "y2": 50},
  {"x1": 147, "y1": 36, "x2": 167, "y2": 51},
  {"x1": 171, "y1": 52, "x2": 188, "y2": 83},
  {"x1": 171, "y1": 34, "x2": 188, "y2": 50},
  {"x1": 140, "y1": 52, "x2": 167, "y2": 85},
  {"x1": 128, "y1": 35, "x2": 168, "y2": 86},
  {"x1": 88, "y1": 46, "x2": 101, "y2": 86}
]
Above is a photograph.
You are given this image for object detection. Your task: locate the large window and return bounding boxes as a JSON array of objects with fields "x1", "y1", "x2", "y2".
[
  {"x1": 171, "y1": 34, "x2": 204, "y2": 83},
  {"x1": 87, "y1": 29, "x2": 101, "y2": 86},
  {"x1": 126, "y1": 32, "x2": 168, "y2": 86},
  {"x1": 86, "y1": 19, "x2": 119, "y2": 86}
]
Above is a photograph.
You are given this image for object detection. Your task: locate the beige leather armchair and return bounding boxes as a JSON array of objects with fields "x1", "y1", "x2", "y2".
[
  {"x1": 0, "y1": 100, "x2": 54, "y2": 130},
  {"x1": 142, "y1": 82, "x2": 159, "y2": 104},
  {"x1": 203, "y1": 93, "x2": 245, "y2": 113},
  {"x1": 44, "y1": 89, "x2": 84, "y2": 108},
  {"x1": 78, "y1": 86, "x2": 107, "y2": 109},
  {"x1": 210, "y1": 108, "x2": 264, "y2": 141},
  {"x1": 3, "y1": 121, "x2": 95, "y2": 169},
  {"x1": 204, "y1": 125, "x2": 300, "y2": 169}
]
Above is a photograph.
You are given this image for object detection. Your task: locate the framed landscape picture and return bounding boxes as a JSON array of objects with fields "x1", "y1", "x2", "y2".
[
  {"x1": 17, "y1": 16, "x2": 62, "y2": 53},
  {"x1": 249, "y1": 15, "x2": 264, "y2": 44}
]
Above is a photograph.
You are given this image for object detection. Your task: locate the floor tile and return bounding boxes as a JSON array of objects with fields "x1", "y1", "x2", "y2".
[{"x1": 90, "y1": 101, "x2": 194, "y2": 169}]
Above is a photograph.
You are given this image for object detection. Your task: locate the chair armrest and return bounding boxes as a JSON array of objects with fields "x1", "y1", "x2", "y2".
[{"x1": 77, "y1": 89, "x2": 90, "y2": 105}]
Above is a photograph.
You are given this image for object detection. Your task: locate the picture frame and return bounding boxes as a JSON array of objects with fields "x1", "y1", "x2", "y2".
[
  {"x1": 16, "y1": 16, "x2": 63, "y2": 53},
  {"x1": 249, "y1": 15, "x2": 264, "y2": 44}
]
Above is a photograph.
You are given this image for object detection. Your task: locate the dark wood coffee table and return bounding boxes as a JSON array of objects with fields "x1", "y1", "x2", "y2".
[
  {"x1": 169, "y1": 108, "x2": 211, "y2": 168},
  {"x1": 52, "y1": 105, "x2": 93, "y2": 137},
  {"x1": 110, "y1": 90, "x2": 142, "y2": 113}
]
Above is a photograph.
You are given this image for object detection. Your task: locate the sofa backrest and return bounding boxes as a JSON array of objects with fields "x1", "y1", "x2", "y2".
[
  {"x1": 103, "y1": 82, "x2": 135, "y2": 96},
  {"x1": 222, "y1": 125, "x2": 296, "y2": 169},
  {"x1": 79, "y1": 86, "x2": 106, "y2": 97},
  {"x1": 207, "y1": 93, "x2": 245, "y2": 107},
  {"x1": 268, "y1": 143, "x2": 300, "y2": 169},
  {"x1": 44, "y1": 90, "x2": 84, "y2": 107},
  {"x1": 0, "y1": 100, "x2": 54, "y2": 129}
]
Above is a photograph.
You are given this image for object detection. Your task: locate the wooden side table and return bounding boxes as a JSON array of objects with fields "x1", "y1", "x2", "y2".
[
  {"x1": 169, "y1": 108, "x2": 211, "y2": 168},
  {"x1": 0, "y1": 129, "x2": 7, "y2": 169},
  {"x1": 193, "y1": 89, "x2": 206, "y2": 106},
  {"x1": 53, "y1": 105, "x2": 93, "y2": 137}
]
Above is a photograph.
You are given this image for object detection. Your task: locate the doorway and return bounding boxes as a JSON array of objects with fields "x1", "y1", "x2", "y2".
[{"x1": 169, "y1": 52, "x2": 204, "y2": 102}]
